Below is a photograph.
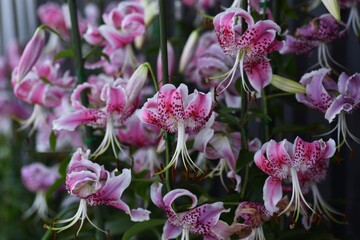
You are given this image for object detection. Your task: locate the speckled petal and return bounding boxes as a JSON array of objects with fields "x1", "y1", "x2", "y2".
[
  {"x1": 263, "y1": 176, "x2": 282, "y2": 215},
  {"x1": 52, "y1": 108, "x2": 107, "y2": 131}
]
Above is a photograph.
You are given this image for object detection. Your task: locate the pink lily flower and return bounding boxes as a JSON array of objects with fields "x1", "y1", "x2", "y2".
[
  {"x1": 53, "y1": 64, "x2": 148, "y2": 157},
  {"x1": 37, "y1": 2, "x2": 69, "y2": 38},
  {"x1": 213, "y1": 7, "x2": 283, "y2": 94},
  {"x1": 12, "y1": 59, "x2": 75, "y2": 134},
  {"x1": 298, "y1": 155, "x2": 346, "y2": 229},
  {"x1": 99, "y1": 1, "x2": 145, "y2": 48},
  {"x1": 21, "y1": 163, "x2": 60, "y2": 220},
  {"x1": 150, "y1": 182, "x2": 229, "y2": 240},
  {"x1": 184, "y1": 31, "x2": 239, "y2": 93},
  {"x1": 254, "y1": 137, "x2": 335, "y2": 226},
  {"x1": 297, "y1": 69, "x2": 360, "y2": 148},
  {"x1": 232, "y1": 201, "x2": 272, "y2": 240},
  {"x1": 280, "y1": 14, "x2": 347, "y2": 69},
  {"x1": 46, "y1": 148, "x2": 150, "y2": 235},
  {"x1": 117, "y1": 110, "x2": 161, "y2": 148},
  {"x1": 194, "y1": 118, "x2": 261, "y2": 192},
  {"x1": 139, "y1": 83, "x2": 213, "y2": 172}
]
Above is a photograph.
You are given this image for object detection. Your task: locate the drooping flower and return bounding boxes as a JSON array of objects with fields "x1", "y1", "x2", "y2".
[
  {"x1": 213, "y1": 7, "x2": 283, "y2": 94},
  {"x1": 150, "y1": 182, "x2": 229, "y2": 240},
  {"x1": 139, "y1": 83, "x2": 213, "y2": 172},
  {"x1": 339, "y1": 0, "x2": 360, "y2": 37},
  {"x1": 325, "y1": 72, "x2": 360, "y2": 147},
  {"x1": 21, "y1": 163, "x2": 60, "y2": 220},
  {"x1": 194, "y1": 118, "x2": 261, "y2": 192},
  {"x1": 53, "y1": 63, "x2": 148, "y2": 157},
  {"x1": 232, "y1": 201, "x2": 272, "y2": 240},
  {"x1": 298, "y1": 153, "x2": 346, "y2": 229},
  {"x1": 46, "y1": 148, "x2": 150, "y2": 235},
  {"x1": 254, "y1": 137, "x2": 336, "y2": 227},
  {"x1": 12, "y1": 59, "x2": 75, "y2": 134},
  {"x1": 295, "y1": 68, "x2": 338, "y2": 113},
  {"x1": 280, "y1": 14, "x2": 347, "y2": 69},
  {"x1": 296, "y1": 69, "x2": 360, "y2": 148},
  {"x1": 99, "y1": 1, "x2": 145, "y2": 48}
]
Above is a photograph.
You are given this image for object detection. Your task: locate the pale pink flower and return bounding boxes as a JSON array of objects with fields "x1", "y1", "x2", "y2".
[{"x1": 21, "y1": 163, "x2": 60, "y2": 220}]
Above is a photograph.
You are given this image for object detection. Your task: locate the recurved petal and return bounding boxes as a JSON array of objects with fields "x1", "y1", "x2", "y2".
[
  {"x1": 163, "y1": 188, "x2": 198, "y2": 210},
  {"x1": 52, "y1": 108, "x2": 107, "y2": 131},
  {"x1": 187, "y1": 202, "x2": 230, "y2": 235},
  {"x1": 158, "y1": 84, "x2": 187, "y2": 121},
  {"x1": 184, "y1": 90, "x2": 213, "y2": 131},
  {"x1": 95, "y1": 168, "x2": 131, "y2": 201},
  {"x1": 254, "y1": 140, "x2": 291, "y2": 179},
  {"x1": 244, "y1": 57, "x2": 272, "y2": 93},
  {"x1": 193, "y1": 127, "x2": 214, "y2": 153},
  {"x1": 150, "y1": 182, "x2": 165, "y2": 209},
  {"x1": 71, "y1": 82, "x2": 93, "y2": 110},
  {"x1": 263, "y1": 176, "x2": 282, "y2": 215},
  {"x1": 293, "y1": 137, "x2": 335, "y2": 171},
  {"x1": 340, "y1": 72, "x2": 360, "y2": 100},
  {"x1": 162, "y1": 221, "x2": 182, "y2": 240},
  {"x1": 325, "y1": 96, "x2": 353, "y2": 122},
  {"x1": 102, "y1": 84, "x2": 127, "y2": 114},
  {"x1": 237, "y1": 20, "x2": 279, "y2": 51},
  {"x1": 66, "y1": 171, "x2": 101, "y2": 198},
  {"x1": 99, "y1": 25, "x2": 134, "y2": 48}
]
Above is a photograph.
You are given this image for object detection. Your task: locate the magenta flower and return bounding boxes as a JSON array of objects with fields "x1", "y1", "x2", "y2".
[
  {"x1": 184, "y1": 31, "x2": 238, "y2": 94},
  {"x1": 280, "y1": 14, "x2": 347, "y2": 68},
  {"x1": 99, "y1": 1, "x2": 145, "y2": 48},
  {"x1": 117, "y1": 110, "x2": 161, "y2": 148},
  {"x1": 139, "y1": 83, "x2": 213, "y2": 172},
  {"x1": 213, "y1": 7, "x2": 283, "y2": 94},
  {"x1": 194, "y1": 118, "x2": 261, "y2": 192},
  {"x1": 254, "y1": 137, "x2": 335, "y2": 226},
  {"x1": 12, "y1": 59, "x2": 75, "y2": 134},
  {"x1": 295, "y1": 68, "x2": 338, "y2": 113},
  {"x1": 297, "y1": 69, "x2": 360, "y2": 148},
  {"x1": 47, "y1": 148, "x2": 150, "y2": 235},
  {"x1": 53, "y1": 64, "x2": 148, "y2": 157},
  {"x1": 37, "y1": 3, "x2": 68, "y2": 37},
  {"x1": 150, "y1": 182, "x2": 229, "y2": 240},
  {"x1": 298, "y1": 155, "x2": 345, "y2": 229},
  {"x1": 21, "y1": 163, "x2": 60, "y2": 220}
]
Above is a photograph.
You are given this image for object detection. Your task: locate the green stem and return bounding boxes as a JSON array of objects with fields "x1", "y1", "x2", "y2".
[
  {"x1": 262, "y1": 89, "x2": 270, "y2": 141},
  {"x1": 159, "y1": 0, "x2": 171, "y2": 193},
  {"x1": 239, "y1": 0, "x2": 249, "y2": 200},
  {"x1": 68, "y1": 1, "x2": 103, "y2": 239},
  {"x1": 68, "y1": 0, "x2": 94, "y2": 146},
  {"x1": 145, "y1": 62, "x2": 159, "y2": 92}
]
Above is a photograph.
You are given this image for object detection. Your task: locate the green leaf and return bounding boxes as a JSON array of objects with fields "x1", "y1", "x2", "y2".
[
  {"x1": 53, "y1": 48, "x2": 74, "y2": 62},
  {"x1": 121, "y1": 219, "x2": 165, "y2": 240},
  {"x1": 84, "y1": 46, "x2": 110, "y2": 63},
  {"x1": 49, "y1": 130, "x2": 56, "y2": 152}
]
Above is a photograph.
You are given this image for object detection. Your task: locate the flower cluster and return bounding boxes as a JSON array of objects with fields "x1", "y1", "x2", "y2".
[{"x1": 3, "y1": 0, "x2": 356, "y2": 239}]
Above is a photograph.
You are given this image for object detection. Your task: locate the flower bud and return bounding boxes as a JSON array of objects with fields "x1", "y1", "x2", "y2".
[
  {"x1": 271, "y1": 74, "x2": 306, "y2": 94},
  {"x1": 125, "y1": 63, "x2": 148, "y2": 105},
  {"x1": 179, "y1": 29, "x2": 199, "y2": 73},
  {"x1": 321, "y1": 0, "x2": 341, "y2": 22},
  {"x1": 16, "y1": 27, "x2": 45, "y2": 82}
]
